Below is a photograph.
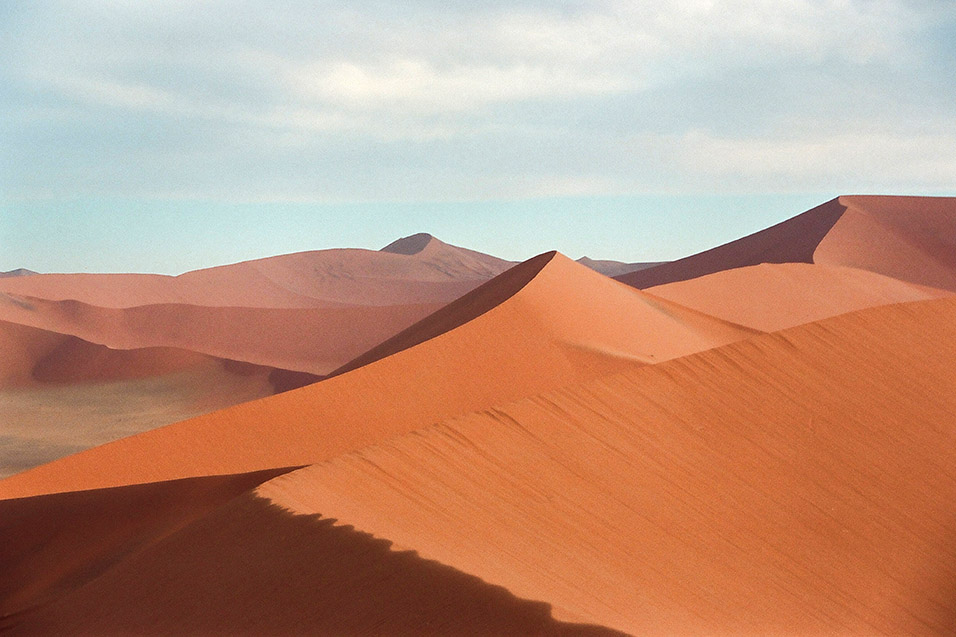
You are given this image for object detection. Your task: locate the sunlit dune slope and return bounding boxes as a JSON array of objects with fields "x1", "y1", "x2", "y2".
[
  {"x1": 0, "y1": 252, "x2": 754, "y2": 499},
  {"x1": 618, "y1": 195, "x2": 956, "y2": 290},
  {"x1": 254, "y1": 295, "x2": 956, "y2": 636},
  {"x1": 648, "y1": 262, "x2": 952, "y2": 331},
  {"x1": 0, "y1": 235, "x2": 510, "y2": 308}
]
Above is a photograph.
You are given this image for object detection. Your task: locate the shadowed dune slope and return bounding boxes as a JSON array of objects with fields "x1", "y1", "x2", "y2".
[
  {"x1": 0, "y1": 253, "x2": 754, "y2": 499},
  {"x1": 617, "y1": 195, "x2": 956, "y2": 290},
  {"x1": 648, "y1": 262, "x2": 952, "y2": 331},
  {"x1": 0, "y1": 295, "x2": 445, "y2": 375},
  {"x1": 814, "y1": 195, "x2": 956, "y2": 292},
  {"x1": 4, "y1": 488, "x2": 622, "y2": 636},
  {"x1": 0, "y1": 318, "x2": 274, "y2": 388},
  {"x1": 0, "y1": 468, "x2": 298, "y2": 626},
  {"x1": 0, "y1": 236, "x2": 510, "y2": 309},
  {"x1": 258, "y1": 295, "x2": 956, "y2": 635}
]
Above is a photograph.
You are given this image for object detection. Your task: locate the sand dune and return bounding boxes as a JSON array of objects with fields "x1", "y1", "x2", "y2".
[
  {"x1": 0, "y1": 235, "x2": 510, "y2": 309},
  {"x1": 576, "y1": 257, "x2": 664, "y2": 277},
  {"x1": 1, "y1": 481, "x2": 619, "y2": 636},
  {"x1": 251, "y1": 295, "x2": 956, "y2": 635},
  {"x1": 0, "y1": 468, "x2": 297, "y2": 624},
  {"x1": 0, "y1": 252, "x2": 753, "y2": 499},
  {"x1": 648, "y1": 262, "x2": 952, "y2": 331},
  {"x1": 7, "y1": 294, "x2": 955, "y2": 634},
  {"x1": 618, "y1": 195, "x2": 956, "y2": 290},
  {"x1": 0, "y1": 294, "x2": 445, "y2": 375}
]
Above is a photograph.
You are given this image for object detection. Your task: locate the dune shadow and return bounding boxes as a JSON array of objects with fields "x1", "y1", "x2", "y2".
[
  {"x1": 7, "y1": 489, "x2": 626, "y2": 635},
  {"x1": 0, "y1": 467, "x2": 298, "y2": 625}
]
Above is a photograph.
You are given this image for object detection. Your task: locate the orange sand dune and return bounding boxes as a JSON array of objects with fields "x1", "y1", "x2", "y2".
[
  {"x1": 8, "y1": 294, "x2": 956, "y2": 635},
  {"x1": 648, "y1": 261, "x2": 952, "y2": 331},
  {"x1": 0, "y1": 253, "x2": 754, "y2": 499},
  {"x1": 248, "y1": 295, "x2": 956, "y2": 635},
  {"x1": 0, "y1": 294, "x2": 444, "y2": 375},
  {"x1": 618, "y1": 195, "x2": 956, "y2": 290},
  {"x1": 0, "y1": 234, "x2": 510, "y2": 309}
]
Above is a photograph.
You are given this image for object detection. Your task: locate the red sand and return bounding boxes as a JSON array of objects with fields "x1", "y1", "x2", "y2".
[
  {"x1": 6, "y1": 295, "x2": 955, "y2": 634},
  {"x1": 0, "y1": 295, "x2": 445, "y2": 375},
  {"x1": 648, "y1": 262, "x2": 952, "y2": 331},
  {"x1": 0, "y1": 235, "x2": 510, "y2": 309},
  {"x1": 0, "y1": 253, "x2": 753, "y2": 499},
  {"x1": 618, "y1": 195, "x2": 956, "y2": 290}
]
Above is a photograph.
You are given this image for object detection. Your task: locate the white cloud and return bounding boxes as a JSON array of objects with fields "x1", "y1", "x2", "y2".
[{"x1": 289, "y1": 57, "x2": 629, "y2": 112}]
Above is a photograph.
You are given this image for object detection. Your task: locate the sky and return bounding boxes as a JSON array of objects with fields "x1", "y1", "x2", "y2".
[{"x1": 1, "y1": 0, "x2": 954, "y2": 273}]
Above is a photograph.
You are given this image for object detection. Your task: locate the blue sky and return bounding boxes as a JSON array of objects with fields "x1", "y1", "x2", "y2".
[{"x1": 1, "y1": 1, "x2": 954, "y2": 273}]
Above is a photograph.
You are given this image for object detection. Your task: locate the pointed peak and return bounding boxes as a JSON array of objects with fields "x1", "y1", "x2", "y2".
[{"x1": 380, "y1": 233, "x2": 438, "y2": 255}]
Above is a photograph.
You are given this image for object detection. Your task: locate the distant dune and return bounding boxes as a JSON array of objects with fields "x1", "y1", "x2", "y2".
[
  {"x1": 617, "y1": 195, "x2": 956, "y2": 290},
  {"x1": 648, "y1": 262, "x2": 953, "y2": 331},
  {"x1": 0, "y1": 235, "x2": 511, "y2": 309},
  {"x1": 576, "y1": 256, "x2": 664, "y2": 277}
]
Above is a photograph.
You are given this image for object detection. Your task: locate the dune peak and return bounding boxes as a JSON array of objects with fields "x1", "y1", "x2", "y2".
[{"x1": 380, "y1": 233, "x2": 437, "y2": 255}]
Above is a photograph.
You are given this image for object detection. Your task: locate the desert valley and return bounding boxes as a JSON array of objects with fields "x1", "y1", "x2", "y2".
[{"x1": 0, "y1": 194, "x2": 954, "y2": 634}]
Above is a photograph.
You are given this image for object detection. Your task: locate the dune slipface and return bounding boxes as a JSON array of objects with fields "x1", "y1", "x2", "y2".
[
  {"x1": 0, "y1": 253, "x2": 753, "y2": 499},
  {"x1": 617, "y1": 195, "x2": 956, "y2": 290}
]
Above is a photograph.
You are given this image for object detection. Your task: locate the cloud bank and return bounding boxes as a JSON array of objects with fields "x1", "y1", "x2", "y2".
[{"x1": 1, "y1": 0, "x2": 954, "y2": 201}]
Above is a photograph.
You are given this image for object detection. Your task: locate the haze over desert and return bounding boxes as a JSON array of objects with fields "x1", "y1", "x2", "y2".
[{"x1": 3, "y1": 1, "x2": 956, "y2": 634}]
